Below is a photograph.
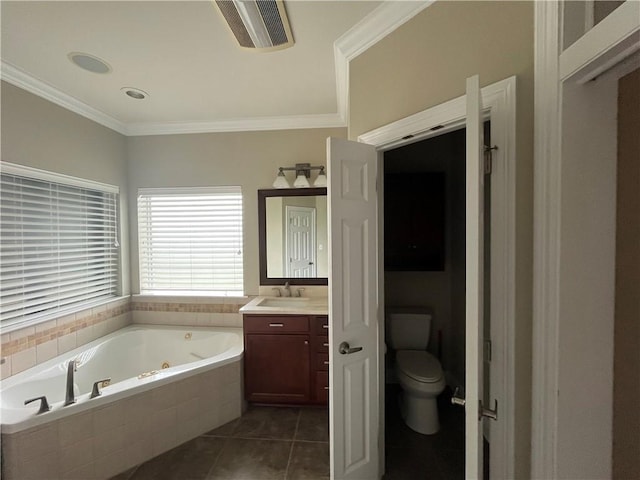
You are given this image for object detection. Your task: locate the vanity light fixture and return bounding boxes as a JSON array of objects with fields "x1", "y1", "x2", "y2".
[{"x1": 272, "y1": 163, "x2": 327, "y2": 189}]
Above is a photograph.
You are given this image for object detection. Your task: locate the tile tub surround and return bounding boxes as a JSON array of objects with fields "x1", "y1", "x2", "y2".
[
  {"x1": 1, "y1": 361, "x2": 243, "y2": 480},
  {"x1": 130, "y1": 296, "x2": 249, "y2": 328},
  {"x1": 1, "y1": 297, "x2": 132, "y2": 379}
]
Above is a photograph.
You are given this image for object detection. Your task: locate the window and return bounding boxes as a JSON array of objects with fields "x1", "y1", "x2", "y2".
[
  {"x1": 1, "y1": 163, "x2": 120, "y2": 327},
  {"x1": 137, "y1": 187, "x2": 243, "y2": 295}
]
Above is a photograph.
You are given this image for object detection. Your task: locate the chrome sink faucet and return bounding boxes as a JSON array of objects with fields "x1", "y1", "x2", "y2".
[
  {"x1": 64, "y1": 359, "x2": 77, "y2": 406},
  {"x1": 283, "y1": 281, "x2": 291, "y2": 297}
]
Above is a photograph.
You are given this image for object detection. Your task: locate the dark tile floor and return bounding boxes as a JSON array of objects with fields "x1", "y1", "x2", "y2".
[
  {"x1": 112, "y1": 406, "x2": 329, "y2": 480},
  {"x1": 114, "y1": 388, "x2": 464, "y2": 480},
  {"x1": 383, "y1": 385, "x2": 465, "y2": 480}
]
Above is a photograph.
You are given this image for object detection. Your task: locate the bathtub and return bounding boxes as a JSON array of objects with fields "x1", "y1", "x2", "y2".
[{"x1": 1, "y1": 325, "x2": 244, "y2": 479}]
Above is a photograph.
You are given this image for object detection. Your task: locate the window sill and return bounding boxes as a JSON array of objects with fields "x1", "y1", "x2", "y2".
[{"x1": 132, "y1": 293, "x2": 250, "y2": 304}]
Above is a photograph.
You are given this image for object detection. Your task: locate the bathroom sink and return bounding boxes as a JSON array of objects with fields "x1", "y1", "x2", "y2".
[{"x1": 257, "y1": 297, "x2": 311, "y2": 308}]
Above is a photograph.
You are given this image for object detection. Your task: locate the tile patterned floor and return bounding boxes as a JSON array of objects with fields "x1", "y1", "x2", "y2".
[
  {"x1": 113, "y1": 388, "x2": 463, "y2": 480},
  {"x1": 112, "y1": 406, "x2": 329, "y2": 480},
  {"x1": 383, "y1": 386, "x2": 465, "y2": 480}
]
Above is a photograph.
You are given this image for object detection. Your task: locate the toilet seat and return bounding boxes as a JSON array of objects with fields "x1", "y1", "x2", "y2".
[{"x1": 396, "y1": 350, "x2": 443, "y2": 383}]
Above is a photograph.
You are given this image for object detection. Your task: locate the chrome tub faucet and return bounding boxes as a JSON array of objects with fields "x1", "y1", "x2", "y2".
[{"x1": 64, "y1": 359, "x2": 77, "y2": 406}]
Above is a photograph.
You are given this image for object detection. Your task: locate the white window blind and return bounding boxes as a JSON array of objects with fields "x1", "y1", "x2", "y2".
[
  {"x1": 137, "y1": 187, "x2": 244, "y2": 295},
  {"x1": 1, "y1": 165, "x2": 119, "y2": 327}
]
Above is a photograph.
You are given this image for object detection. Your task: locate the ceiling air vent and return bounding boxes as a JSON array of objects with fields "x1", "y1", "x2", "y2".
[{"x1": 215, "y1": 0, "x2": 294, "y2": 52}]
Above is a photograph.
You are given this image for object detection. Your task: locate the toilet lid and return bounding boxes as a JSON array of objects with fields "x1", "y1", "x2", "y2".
[{"x1": 396, "y1": 350, "x2": 443, "y2": 383}]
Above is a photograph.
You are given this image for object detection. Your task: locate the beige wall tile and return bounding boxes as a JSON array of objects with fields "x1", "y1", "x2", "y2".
[
  {"x1": 1, "y1": 355, "x2": 12, "y2": 379},
  {"x1": 175, "y1": 375, "x2": 199, "y2": 404},
  {"x1": 93, "y1": 402, "x2": 125, "y2": 432},
  {"x1": 11, "y1": 346, "x2": 36, "y2": 374},
  {"x1": 176, "y1": 397, "x2": 199, "y2": 423},
  {"x1": 58, "y1": 332, "x2": 77, "y2": 354},
  {"x1": 60, "y1": 437, "x2": 94, "y2": 474},
  {"x1": 10, "y1": 326, "x2": 34, "y2": 341},
  {"x1": 59, "y1": 411, "x2": 93, "y2": 448},
  {"x1": 152, "y1": 428, "x2": 177, "y2": 457},
  {"x1": 35, "y1": 320, "x2": 57, "y2": 334},
  {"x1": 152, "y1": 383, "x2": 177, "y2": 410},
  {"x1": 93, "y1": 424, "x2": 124, "y2": 459},
  {"x1": 36, "y1": 339, "x2": 58, "y2": 363},
  {"x1": 75, "y1": 324, "x2": 97, "y2": 348},
  {"x1": 124, "y1": 440, "x2": 152, "y2": 471},
  {"x1": 152, "y1": 406, "x2": 177, "y2": 434},
  {"x1": 17, "y1": 422, "x2": 59, "y2": 461},
  {"x1": 94, "y1": 449, "x2": 126, "y2": 479},
  {"x1": 63, "y1": 461, "x2": 96, "y2": 480},
  {"x1": 19, "y1": 451, "x2": 61, "y2": 480}
]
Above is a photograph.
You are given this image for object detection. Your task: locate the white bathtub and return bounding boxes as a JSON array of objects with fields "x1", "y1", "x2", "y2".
[{"x1": 0, "y1": 324, "x2": 243, "y2": 433}]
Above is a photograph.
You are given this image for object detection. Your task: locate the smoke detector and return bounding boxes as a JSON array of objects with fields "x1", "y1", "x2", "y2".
[{"x1": 215, "y1": 0, "x2": 294, "y2": 52}]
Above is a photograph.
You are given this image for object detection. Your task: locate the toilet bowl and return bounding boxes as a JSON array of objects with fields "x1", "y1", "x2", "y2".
[
  {"x1": 387, "y1": 312, "x2": 446, "y2": 435},
  {"x1": 395, "y1": 350, "x2": 446, "y2": 434}
]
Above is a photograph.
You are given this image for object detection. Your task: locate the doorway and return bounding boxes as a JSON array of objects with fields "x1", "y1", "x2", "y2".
[
  {"x1": 353, "y1": 76, "x2": 516, "y2": 479},
  {"x1": 381, "y1": 123, "x2": 491, "y2": 479}
]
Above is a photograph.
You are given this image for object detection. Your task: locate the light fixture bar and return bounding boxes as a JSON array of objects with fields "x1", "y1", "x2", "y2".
[{"x1": 272, "y1": 163, "x2": 327, "y2": 189}]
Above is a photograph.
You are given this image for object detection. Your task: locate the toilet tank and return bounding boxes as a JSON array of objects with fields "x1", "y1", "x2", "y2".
[{"x1": 387, "y1": 313, "x2": 432, "y2": 350}]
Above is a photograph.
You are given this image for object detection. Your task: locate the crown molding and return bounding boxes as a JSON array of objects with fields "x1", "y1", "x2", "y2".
[
  {"x1": 1, "y1": 61, "x2": 128, "y2": 135},
  {"x1": 2, "y1": 1, "x2": 432, "y2": 137},
  {"x1": 125, "y1": 113, "x2": 346, "y2": 136}
]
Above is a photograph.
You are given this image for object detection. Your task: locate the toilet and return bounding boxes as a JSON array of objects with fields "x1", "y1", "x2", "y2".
[{"x1": 388, "y1": 312, "x2": 446, "y2": 435}]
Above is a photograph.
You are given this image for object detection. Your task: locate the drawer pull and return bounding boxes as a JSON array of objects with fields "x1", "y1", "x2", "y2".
[
  {"x1": 322, "y1": 325, "x2": 329, "y2": 329},
  {"x1": 324, "y1": 386, "x2": 329, "y2": 390},
  {"x1": 323, "y1": 361, "x2": 329, "y2": 365},
  {"x1": 269, "y1": 323, "x2": 284, "y2": 327},
  {"x1": 323, "y1": 343, "x2": 329, "y2": 347}
]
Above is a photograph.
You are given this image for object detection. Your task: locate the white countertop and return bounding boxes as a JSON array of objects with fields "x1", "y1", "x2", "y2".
[{"x1": 239, "y1": 296, "x2": 328, "y2": 315}]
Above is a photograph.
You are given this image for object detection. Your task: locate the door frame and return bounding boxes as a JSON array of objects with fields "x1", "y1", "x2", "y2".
[
  {"x1": 532, "y1": 1, "x2": 640, "y2": 477},
  {"x1": 358, "y1": 76, "x2": 517, "y2": 478}
]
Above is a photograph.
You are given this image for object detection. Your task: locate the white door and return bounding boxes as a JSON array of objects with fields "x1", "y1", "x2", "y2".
[
  {"x1": 327, "y1": 137, "x2": 379, "y2": 479},
  {"x1": 465, "y1": 74, "x2": 485, "y2": 478},
  {"x1": 285, "y1": 206, "x2": 317, "y2": 277}
]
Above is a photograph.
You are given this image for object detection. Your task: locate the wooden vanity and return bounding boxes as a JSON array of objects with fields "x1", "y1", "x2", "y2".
[{"x1": 240, "y1": 298, "x2": 329, "y2": 405}]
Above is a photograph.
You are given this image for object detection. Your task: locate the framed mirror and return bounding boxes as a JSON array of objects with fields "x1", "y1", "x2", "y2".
[{"x1": 258, "y1": 188, "x2": 328, "y2": 285}]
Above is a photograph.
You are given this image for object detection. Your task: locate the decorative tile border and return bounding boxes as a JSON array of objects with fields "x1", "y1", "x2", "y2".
[
  {"x1": 131, "y1": 301, "x2": 245, "y2": 314},
  {"x1": 1, "y1": 301, "x2": 131, "y2": 358}
]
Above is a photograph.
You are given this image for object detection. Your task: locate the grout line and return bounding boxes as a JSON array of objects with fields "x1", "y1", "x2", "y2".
[
  {"x1": 205, "y1": 435, "x2": 230, "y2": 478},
  {"x1": 284, "y1": 409, "x2": 302, "y2": 480}
]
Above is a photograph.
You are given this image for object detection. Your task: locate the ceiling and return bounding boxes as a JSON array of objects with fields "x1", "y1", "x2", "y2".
[{"x1": 1, "y1": 1, "x2": 429, "y2": 136}]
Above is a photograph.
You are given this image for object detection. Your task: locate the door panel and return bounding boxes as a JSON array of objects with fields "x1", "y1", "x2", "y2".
[
  {"x1": 328, "y1": 137, "x2": 379, "y2": 479},
  {"x1": 466, "y1": 74, "x2": 485, "y2": 479}
]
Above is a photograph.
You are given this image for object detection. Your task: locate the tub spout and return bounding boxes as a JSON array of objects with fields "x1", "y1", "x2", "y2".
[{"x1": 64, "y1": 360, "x2": 77, "y2": 406}]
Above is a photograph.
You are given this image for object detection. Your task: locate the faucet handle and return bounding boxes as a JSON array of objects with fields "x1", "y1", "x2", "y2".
[
  {"x1": 271, "y1": 287, "x2": 281, "y2": 297},
  {"x1": 24, "y1": 396, "x2": 51, "y2": 414},
  {"x1": 295, "y1": 288, "x2": 305, "y2": 298},
  {"x1": 90, "y1": 378, "x2": 112, "y2": 399}
]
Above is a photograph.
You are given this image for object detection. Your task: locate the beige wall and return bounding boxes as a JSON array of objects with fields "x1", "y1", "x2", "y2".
[
  {"x1": 126, "y1": 128, "x2": 345, "y2": 295},
  {"x1": 0, "y1": 81, "x2": 131, "y2": 295},
  {"x1": 349, "y1": 2, "x2": 534, "y2": 477}
]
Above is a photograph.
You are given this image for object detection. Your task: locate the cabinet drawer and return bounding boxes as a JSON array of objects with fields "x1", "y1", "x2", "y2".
[
  {"x1": 315, "y1": 353, "x2": 329, "y2": 371},
  {"x1": 314, "y1": 316, "x2": 329, "y2": 334},
  {"x1": 244, "y1": 315, "x2": 309, "y2": 333},
  {"x1": 315, "y1": 371, "x2": 329, "y2": 403},
  {"x1": 317, "y1": 336, "x2": 329, "y2": 353}
]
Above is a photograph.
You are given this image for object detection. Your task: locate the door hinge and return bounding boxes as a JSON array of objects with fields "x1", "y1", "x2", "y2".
[
  {"x1": 484, "y1": 339, "x2": 492, "y2": 362},
  {"x1": 484, "y1": 145, "x2": 498, "y2": 175}
]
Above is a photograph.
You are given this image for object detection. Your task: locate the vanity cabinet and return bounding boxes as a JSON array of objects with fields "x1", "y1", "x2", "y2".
[{"x1": 243, "y1": 314, "x2": 329, "y2": 405}]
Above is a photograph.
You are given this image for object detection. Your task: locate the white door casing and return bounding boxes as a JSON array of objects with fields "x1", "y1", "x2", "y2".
[
  {"x1": 285, "y1": 206, "x2": 317, "y2": 277},
  {"x1": 327, "y1": 137, "x2": 379, "y2": 480}
]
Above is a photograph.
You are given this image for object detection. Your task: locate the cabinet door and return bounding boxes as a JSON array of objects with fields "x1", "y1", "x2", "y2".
[{"x1": 245, "y1": 334, "x2": 310, "y2": 403}]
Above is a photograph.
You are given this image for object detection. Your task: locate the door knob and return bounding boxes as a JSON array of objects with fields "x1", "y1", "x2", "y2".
[
  {"x1": 451, "y1": 387, "x2": 466, "y2": 407},
  {"x1": 339, "y1": 342, "x2": 363, "y2": 355}
]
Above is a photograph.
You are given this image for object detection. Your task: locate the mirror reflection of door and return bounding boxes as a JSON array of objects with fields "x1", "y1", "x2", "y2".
[{"x1": 285, "y1": 206, "x2": 317, "y2": 277}]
